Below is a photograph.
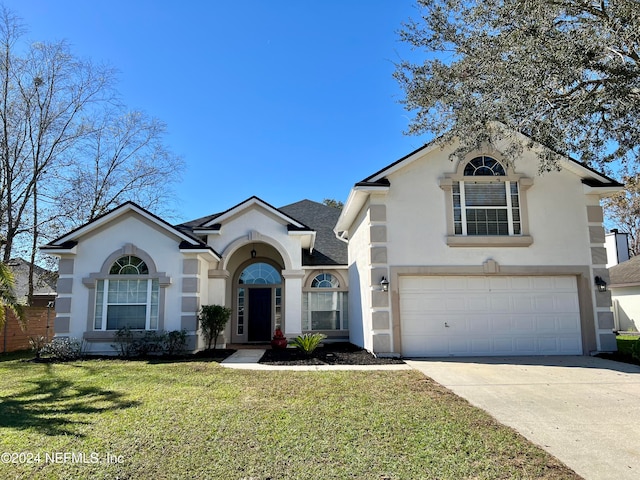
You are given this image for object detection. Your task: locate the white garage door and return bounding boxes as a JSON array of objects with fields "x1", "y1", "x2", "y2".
[{"x1": 400, "y1": 275, "x2": 582, "y2": 357}]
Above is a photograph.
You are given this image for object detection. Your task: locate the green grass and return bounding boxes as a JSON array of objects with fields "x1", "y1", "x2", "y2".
[{"x1": 0, "y1": 356, "x2": 579, "y2": 479}]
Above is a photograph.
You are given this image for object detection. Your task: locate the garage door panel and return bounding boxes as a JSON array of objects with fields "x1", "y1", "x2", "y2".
[{"x1": 400, "y1": 275, "x2": 582, "y2": 357}]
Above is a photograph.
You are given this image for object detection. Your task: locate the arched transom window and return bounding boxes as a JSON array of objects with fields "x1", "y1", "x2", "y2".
[
  {"x1": 239, "y1": 262, "x2": 282, "y2": 284},
  {"x1": 303, "y1": 272, "x2": 348, "y2": 331},
  {"x1": 95, "y1": 255, "x2": 159, "y2": 331},
  {"x1": 463, "y1": 156, "x2": 506, "y2": 176},
  {"x1": 453, "y1": 156, "x2": 521, "y2": 236},
  {"x1": 311, "y1": 273, "x2": 340, "y2": 288},
  {"x1": 109, "y1": 255, "x2": 149, "y2": 274}
]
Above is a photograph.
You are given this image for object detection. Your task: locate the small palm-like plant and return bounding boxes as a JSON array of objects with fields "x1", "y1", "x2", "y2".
[
  {"x1": 0, "y1": 261, "x2": 25, "y2": 329},
  {"x1": 291, "y1": 333, "x2": 327, "y2": 356}
]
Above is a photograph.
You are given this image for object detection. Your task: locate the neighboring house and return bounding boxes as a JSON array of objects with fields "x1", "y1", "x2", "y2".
[
  {"x1": 42, "y1": 138, "x2": 621, "y2": 356},
  {"x1": 6, "y1": 258, "x2": 57, "y2": 306},
  {"x1": 609, "y1": 255, "x2": 640, "y2": 332},
  {"x1": 605, "y1": 230, "x2": 630, "y2": 268}
]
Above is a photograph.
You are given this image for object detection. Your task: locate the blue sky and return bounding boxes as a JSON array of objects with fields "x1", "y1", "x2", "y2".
[{"x1": 3, "y1": 0, "x2": 431, "y2": 223}]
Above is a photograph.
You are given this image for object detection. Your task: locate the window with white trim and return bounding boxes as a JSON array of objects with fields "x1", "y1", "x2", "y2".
[
  {"x1": 453, "y1": 156, "x2": 521, "y2": 236},
  {"x1": 303, "y1": 273, "x2": 348, "y2": 331},
  {"x1": 94, "y1": 255, "x2": 159, "y2": 330}
]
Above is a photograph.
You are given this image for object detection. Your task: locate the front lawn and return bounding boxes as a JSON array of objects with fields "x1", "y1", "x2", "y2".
[{"x1": 0, "y1": 355, "x2": 578, "y2": 479}]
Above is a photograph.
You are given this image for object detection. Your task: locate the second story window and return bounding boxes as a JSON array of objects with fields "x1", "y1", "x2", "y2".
[{"x1": 453, "y1": 156, "x2": 521, "y2": 236}]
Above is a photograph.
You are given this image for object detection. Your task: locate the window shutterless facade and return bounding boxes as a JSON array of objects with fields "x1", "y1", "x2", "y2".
[
  {"x1": 440, "y1": 154, "x2": 533, "y2": 246},
  {"x1": 93, "y1": 255, "x2": 159, "y2": 330},
  {"x1": 303, "y1": 273, "x2": 348, "y2": 331}
]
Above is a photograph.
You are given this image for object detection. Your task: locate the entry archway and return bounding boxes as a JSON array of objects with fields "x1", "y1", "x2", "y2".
[{"x1": 235, "y1": 261, "x2": 282, "y2": 342}]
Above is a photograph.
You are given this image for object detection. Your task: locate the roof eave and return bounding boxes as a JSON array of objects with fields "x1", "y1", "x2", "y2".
[
  {"x1": 334, "y1": 184, "x2": 390, "y2": 237},
  {"x1": 582, "y1": 183, "x2": 624, "y2": 197}
]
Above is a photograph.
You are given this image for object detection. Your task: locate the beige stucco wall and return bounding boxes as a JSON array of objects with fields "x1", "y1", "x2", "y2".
[
  {"x1": 58, "y1": 212, "x2": 204, "y2": 354},
  {"x1": 347, "y1": 200, "x2": 372, "y2": 350},
  {"x1": 346, "y1": 144, "x2": 611, "y2": 355},
  {"x1": 383, "y1": 148, "x2": 592, "y2": 268}
]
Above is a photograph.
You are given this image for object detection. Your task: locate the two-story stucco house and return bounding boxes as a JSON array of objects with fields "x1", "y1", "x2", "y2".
[{"x1": 42, "y1": 138, "x2": 622, "y2": 356}]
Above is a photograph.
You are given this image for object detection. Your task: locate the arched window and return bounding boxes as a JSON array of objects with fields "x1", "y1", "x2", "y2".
[
  {"x1": 311, "y1": 273, "x2": 340, "y2": 288},
  {"x1": 453, "y1": 156, "x2": 521, "y2": 236},
  {"x1": 94, "y1": 255, "x2": 159, "y2": 331},
  {"x1": 239, "y1": 262, "x2": 281, "y2": 284},
  {"x1": 303, "y1": 272, "x2": 348, "y2": 331},
  {"x1": 109, "y1": 255, "x2": 149, "y2": 274},
  {"x1": 463, "y1": 156, "x2": 506, "y2": 176}
]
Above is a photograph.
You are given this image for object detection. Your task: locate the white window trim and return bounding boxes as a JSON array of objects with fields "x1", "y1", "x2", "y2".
[
  {"x1": 458, "y1": 179, "x2": 518, "y2": 236},
  {"x1": 95, "y1": 278, "x2": 159, "y2": 331},
  {"x1": 303, "y1": 272, "x2": 349, "y2": 331},
  {"x1": 440, "y1": 153, "x2": 533, "y2": 247}
]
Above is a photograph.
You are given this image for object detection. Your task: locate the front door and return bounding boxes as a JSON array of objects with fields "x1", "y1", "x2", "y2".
[{"x1": 248, "y1": 288, "x2": 272, "y2": 341}]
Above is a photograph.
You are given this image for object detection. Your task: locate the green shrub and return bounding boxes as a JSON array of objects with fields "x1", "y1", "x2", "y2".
[
  {"x1": 631, "y1": 338, "x2": 640, "y2": 362},
  {"x1": 291, "y1": 333, "x2": 327, "y2": 356},
  {"x1": 163, "y1": 329, "x2": 187, "y2": 355},
  {"x1": 111, "y1": 326, "x2": 136, "y2": 357},
  {"x1": 199, "y1": 305, "x2": 232, "y2": 350},
  {"x1": 28, "y1": 335, "x2": 47, "y2": 359},
  {"x1": 40, "y1": 337, "x2": 83, "y2": 360},
  {"x1": 111, "y1": 327, "x2": 188, "y2": 357}
]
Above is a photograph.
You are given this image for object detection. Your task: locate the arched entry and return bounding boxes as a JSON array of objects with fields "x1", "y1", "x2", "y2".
[{"x1": 236, "y1": 261, "x2": 282, "y2": 342}]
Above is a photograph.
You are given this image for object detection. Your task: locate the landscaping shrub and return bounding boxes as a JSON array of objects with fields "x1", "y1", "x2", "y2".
[
  {"x1": 28, "y1": 335, "x2": 47, "y2": 359},
  {"x1": 290, "y1": 333, "x2": 326, "y2": 356},
  {"x1": 631, "y1": 338, "x2": 640, "y2": 362},
  {"x1": 162, "y1": 329, "x2": 187, "y2": 355},
  {"x1": 111, "y1": 327, "x2": 188, "y2": 357},
  {"x1": 111, "y1": 326, "x2": 136, "y2": 357},
  {"x1": 39, "y1": 337, "x2": 83, "y2": 360},
  {"x1": 198, "y1": 305, "x2": 232, "y2": 350}
]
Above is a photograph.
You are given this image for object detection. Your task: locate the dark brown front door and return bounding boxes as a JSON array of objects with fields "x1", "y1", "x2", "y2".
[{"x1": 248, "y1": 288, "x2": 272, "y2": 341}]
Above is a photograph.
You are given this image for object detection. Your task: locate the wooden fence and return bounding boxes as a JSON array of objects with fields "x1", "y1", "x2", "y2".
[{"x1": 0, "y1": 306, "x2": 56, "y2": 353}]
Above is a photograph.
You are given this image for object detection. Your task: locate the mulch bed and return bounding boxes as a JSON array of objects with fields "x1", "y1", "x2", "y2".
[{"x1": 259, "y1": 342, "x2": 405, "y2": 366}]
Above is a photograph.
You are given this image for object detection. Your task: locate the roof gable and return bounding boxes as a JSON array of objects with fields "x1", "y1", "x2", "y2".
[
  {"x1": 189, "y1": 196, "x2": 313, "y2": 232},
  {"x1": 42, "y1": 202, "x2": 217, "y2": 257},
  {"x1": 363, "y1": 131, "x2": 622, "y2": 188}
]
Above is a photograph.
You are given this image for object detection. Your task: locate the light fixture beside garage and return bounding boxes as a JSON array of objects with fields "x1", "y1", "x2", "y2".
[
  {"x1": 594, "y1": 276, "x2": 607, "y2": 292},
  {"x1": 380, "y1": 276, "x2": 389, "y2": 292}
]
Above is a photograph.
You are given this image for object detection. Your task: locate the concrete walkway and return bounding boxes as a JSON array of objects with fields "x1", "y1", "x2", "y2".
[
  {"x1": 220, "y1": 349, "x2": 412, "y2": 371},
  {"x1": 406, "y1": 356, "x2": 640, "y2": 480}
]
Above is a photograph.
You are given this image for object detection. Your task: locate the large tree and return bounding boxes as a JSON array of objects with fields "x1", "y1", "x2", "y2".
[
  {"x1": 395, "y1": 0, "x2": 639, "y2": 171},
  {"x1": 603, "y1": 170, "x2": 640, "y2": 256},
  {"x1": 0, "y1": 6, "x2": 184, "y2": 301}
]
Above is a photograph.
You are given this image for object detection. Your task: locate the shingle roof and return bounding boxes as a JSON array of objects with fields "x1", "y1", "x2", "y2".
[
  {"x1": 609, "y1": 255, "x2": 640, "y2": 286},
  {"x1": 6, "y1": 258, "x2": 57, "y2": 303},
  {"x1": 178, "y1": 199, "x2": 347, "y2": 266},
  {"x1": 279, "y1": 200, "x2": 347, "y2": 266}
]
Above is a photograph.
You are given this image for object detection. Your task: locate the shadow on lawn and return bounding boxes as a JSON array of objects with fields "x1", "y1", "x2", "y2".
[{"x1": 0, "y1": 364, "x2": 140, "y2": 436}]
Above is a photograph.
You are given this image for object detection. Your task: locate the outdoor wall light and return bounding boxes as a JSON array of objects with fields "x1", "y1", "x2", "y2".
[
  {"x1": 251, "y1": 248, "x2": 257, "y2": 259},
  {"x1": 380, "y1": 276, "x2": 389, "y2": 292},
  {"x1": 594, "y1": 276, "x2": 607, "y2": 292}
]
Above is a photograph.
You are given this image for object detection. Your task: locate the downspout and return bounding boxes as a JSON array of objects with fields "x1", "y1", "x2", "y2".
[{"x1": 612, "y1": 298, "x2": 621, "y2": 332}]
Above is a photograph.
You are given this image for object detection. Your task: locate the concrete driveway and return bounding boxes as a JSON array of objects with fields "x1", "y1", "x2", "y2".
[{"x1": 406, "y1": 356, "x2": 640, "y2": 480}]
